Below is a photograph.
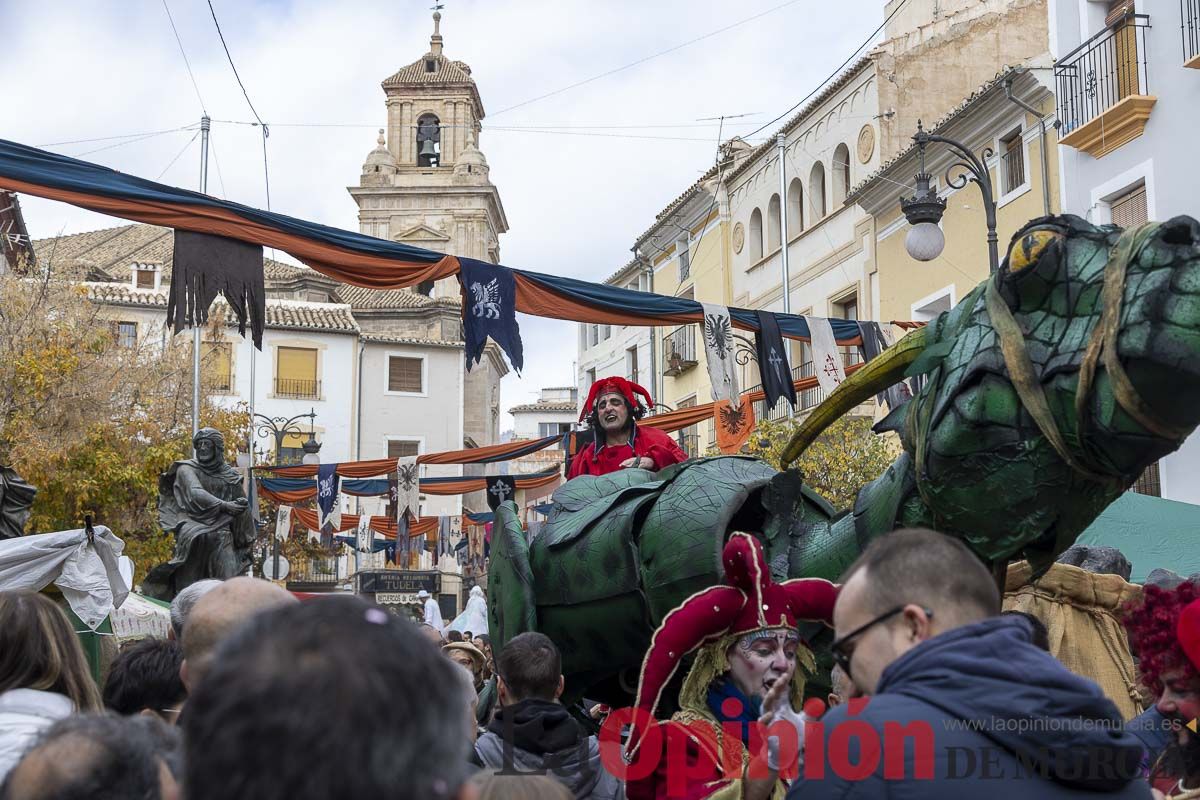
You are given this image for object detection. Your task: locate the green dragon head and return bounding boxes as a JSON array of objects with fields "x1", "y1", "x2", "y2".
[{"x1": 785, "y1": 213, "x2": 1200, "y2": 564}]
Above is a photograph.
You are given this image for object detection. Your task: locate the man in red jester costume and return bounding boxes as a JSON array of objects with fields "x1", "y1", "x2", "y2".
[
  {"x1": 568, "y1": 377, "x2": 688, "y2": 479},
  {"x1": 624, "y1": 533, "x2": 837, "y2": 800}
]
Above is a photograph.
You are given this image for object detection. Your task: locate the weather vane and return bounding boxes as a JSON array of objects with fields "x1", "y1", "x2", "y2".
[{"x1": 431, "y1": 3, "x2": 444, "y2": 9}]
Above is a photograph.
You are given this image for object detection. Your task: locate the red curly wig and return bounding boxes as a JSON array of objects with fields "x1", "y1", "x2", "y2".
[{"x1": 1123, "y1": 581, "x2": 1200, "y2": 694}]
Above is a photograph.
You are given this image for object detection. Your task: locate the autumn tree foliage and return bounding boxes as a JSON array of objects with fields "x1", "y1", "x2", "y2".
[
  {"x1": 747, "y1": 414, "x2": 895, "y2": 511},
  {"x1": 0, "y1": 255, "x2": 248, "y2": 578}
]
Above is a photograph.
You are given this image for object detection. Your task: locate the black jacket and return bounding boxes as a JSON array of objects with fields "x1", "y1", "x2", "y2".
[
  {"x1": 787, "y1": 615, "x2": 1152, "y2": 799},
  {"x1": 474, "y1": 698, "x2": 624, "y2": 800}
]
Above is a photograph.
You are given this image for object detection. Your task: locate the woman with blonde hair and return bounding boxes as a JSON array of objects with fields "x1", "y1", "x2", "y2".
[{"x1": 0, "y1": 590, "x2": 103, "y2": 781}]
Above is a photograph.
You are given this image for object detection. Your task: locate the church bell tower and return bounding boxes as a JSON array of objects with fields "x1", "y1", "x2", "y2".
[{"x1": 349, "y1": 10, "x2": 509, "y2": 301}]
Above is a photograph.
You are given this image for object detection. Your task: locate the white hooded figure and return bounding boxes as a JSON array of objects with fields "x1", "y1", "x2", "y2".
[
  {"x1": 418, "y1": 589, "x2": 444, "y2": 631},
  {"x1": 447, "y1": 586, "x2": 488, "y2": 636}
]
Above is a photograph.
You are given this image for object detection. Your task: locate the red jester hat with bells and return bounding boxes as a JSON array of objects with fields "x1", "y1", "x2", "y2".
[
  {"x1": 579, "y1": 376, "x2": 654, "y2": 422},
  {"x1": 626, "y1": 532, "x2": 838, "y2": 756}
]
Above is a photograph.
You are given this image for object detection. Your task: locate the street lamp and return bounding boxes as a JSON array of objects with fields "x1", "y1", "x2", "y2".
[
  {"x1": 900, "y1": 120, "x2": 1000, "y2": 274},
  {"x1": 252, "y1": 408, "x2": 322, "y2": 583}
]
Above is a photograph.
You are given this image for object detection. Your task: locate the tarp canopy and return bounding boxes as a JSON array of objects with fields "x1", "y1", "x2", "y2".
[
  {"x1": 1077, "y1": 491, "x2": 1200, "y2": 583},
  {"x1": 0, "y1": 526, "x2": 128, "y2": 629}
]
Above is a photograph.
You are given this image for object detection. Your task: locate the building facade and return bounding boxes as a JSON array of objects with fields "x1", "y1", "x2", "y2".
[
  {"x1": 723, "y1": 59, "x2": 881, "y2": 425},
  {"x1": 576, "y1": 259, "x2": 655, "y2": 416},
  {"x1": 1050, "y1": 0, "x2": 1200, "y2": 503},
  {"x1": 850, "y1": 67, "x2": 1060, "y2": 326},
  {"x1": 634, "y1": 170, "x2": 731, "y2": 455}
]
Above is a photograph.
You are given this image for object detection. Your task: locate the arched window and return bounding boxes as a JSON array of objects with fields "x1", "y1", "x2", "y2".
[
  {"x1": 767, "y1": 194, "x2": 781, "y2": 251},
  {"x1": 416, "y1": 113, "x2": 441, "y2": 167},
  {"x1": 787, "y1": 178, "x2": 804, "y2": 233},
  {"x1": 833, "y1": 143, "x2": 851, "y2": 206},
  {"x1": 809, "y1": 162, "x2": 827, "y2": 220},
  {"x1": 748, "y1": 208, "x2": 764, "y2": 261}
]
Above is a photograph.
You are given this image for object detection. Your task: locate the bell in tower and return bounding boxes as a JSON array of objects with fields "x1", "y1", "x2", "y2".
[{"x1": 416, "y1": 114, "x2": 441, "y2": 167}]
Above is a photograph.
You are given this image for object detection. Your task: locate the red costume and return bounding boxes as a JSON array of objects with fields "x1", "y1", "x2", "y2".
[
  {"x1": 568, "y1": 377, "x2": 688, "y2": 479},
  {"x1": 624, "y1": 534, "x2": 837, "y2": 800}
]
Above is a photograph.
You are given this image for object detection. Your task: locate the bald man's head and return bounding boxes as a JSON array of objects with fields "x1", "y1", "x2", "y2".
[{"x1": 181, "y1": 578, "x2": 296, "y2": 690}]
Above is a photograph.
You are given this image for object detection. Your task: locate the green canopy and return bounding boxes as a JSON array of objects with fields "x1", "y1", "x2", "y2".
[{"x1": 1077, "y1": 492, "x2": 1200, "y2": 583}]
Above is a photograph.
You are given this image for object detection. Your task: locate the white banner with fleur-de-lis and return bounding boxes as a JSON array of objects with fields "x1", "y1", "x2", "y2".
[
  {"x1": 805, "y1": 315, "x2": 845, "y2": 394},
  {"x1": 701, "y1": 302, "x2": 740, "y2": 406}
]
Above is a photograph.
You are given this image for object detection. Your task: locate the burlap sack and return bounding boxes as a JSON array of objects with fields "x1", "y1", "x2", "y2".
[{"x1": 1004, "y1": 561, "x2": 1144, "y2": 721}]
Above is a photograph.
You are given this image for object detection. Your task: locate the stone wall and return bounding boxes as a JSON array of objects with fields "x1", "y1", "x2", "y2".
[{"x1": 874, "y1": 0, "x2": 1049, "y2": 161}]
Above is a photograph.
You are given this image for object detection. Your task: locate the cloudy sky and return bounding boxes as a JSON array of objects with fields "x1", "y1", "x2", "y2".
[{"x1": 2, "y1": 0, "x2": 882, "y2": 428}]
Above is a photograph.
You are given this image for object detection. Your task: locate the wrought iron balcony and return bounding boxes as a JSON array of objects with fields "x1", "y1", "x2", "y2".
[
  {"x1": 1184, "y1": 0, "x2": 1200, "y2": 67},
  {"x1": 1055, "y1": 14, "x2": 1154, "y2": 157},
  {"x1": 285, "y1": 556, "x2": 347, "y2": 591},
  {"x1": 749, "y1": 351, "x2": 864, "y2": 423},
  {"x1": 662, "y1": 325, "x2": 697, "y2": 376},
  {"x1": 274, "y1": 377, "x2": 321, "y2": 399}
]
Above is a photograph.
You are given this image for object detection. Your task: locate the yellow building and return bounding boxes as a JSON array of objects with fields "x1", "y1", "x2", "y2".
[
  {"x1": 850, "y1": 68, "x2": 1061, "y2": 325},
  {"x1": 633, "y1": 166, "x2": 732, "y2": 455}
]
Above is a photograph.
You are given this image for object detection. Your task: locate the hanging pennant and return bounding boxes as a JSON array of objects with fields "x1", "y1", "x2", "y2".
[
  {"x1": 169, "y1": 230, "x2": 265, "y2": 349},
  {"x1": 700, "y1": 302, "x2": 739, "y2": 405},
  {"x1": 858, "y1": 321, "x2": 913, "y2": 410},
  {"x1": 460, "y1": 257, "x2": 524, "y2": 373},
  {"x1": 274, "y1": 505, "x2": 293, "y2": 542},
  {"x1": 805, "y1": 315, "x2": 845, "y2": 394},
  {"x1": 316, "y1": 464, "x2": 341, "y2": 532},
  {"x1": 436, "y1": 516, "x2": 453, "y2": 558},
  {"x1": 754, "y1": 310, "x2": 797, "y2": 411},
  {"x1": 486, "y1": 475, "x2": 516, "y2": 511},
  {"x1": 355, "y1": 515, "x2": 374, "y2": 553},
  {"x1": 714, "y1": 398, "x2": 756, "y2": 454},
  {"x1": 395, "y1": 457, "x2": 419, "y2": 523}
]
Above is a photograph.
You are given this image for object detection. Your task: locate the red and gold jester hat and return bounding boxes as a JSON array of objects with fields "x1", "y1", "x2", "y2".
[
  {"x1": 579, "y1": 376, "x2": 654, "y2": 422},
  {"x1": 626, "y1": 532, "x2": 838, "y2": 753}
]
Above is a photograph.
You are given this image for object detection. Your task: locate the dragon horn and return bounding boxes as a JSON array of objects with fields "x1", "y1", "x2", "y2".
[{"x1": 779, "y1": 325, "x2": 929, "y2": 469}]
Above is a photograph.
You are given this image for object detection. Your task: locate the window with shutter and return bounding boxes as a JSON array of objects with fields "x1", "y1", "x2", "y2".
[
  {"x1": 202, "y1": 341, "x2": 233, "y2": 392},
  {"x1": 115, "y1": 321, "x2": 138, "y2": 348},
  {"x1": 134, "y1": 266, "x2": 156, "y2": 289},
  {"x1": 1110, "y1": 185, "x2": 1148, "y2": 227},
  {"x1": 387, "y1": 440, "x2": 420, "y2": 459},
  {"x1": 279, "y1": 431, "x2": 312, "y2": 465},
  {"x1": 387, "y1": 356, "x2": 423, "y2": 393},
  {"x1": 276, "y1": 347, "x2": 319, "y2": 398}
]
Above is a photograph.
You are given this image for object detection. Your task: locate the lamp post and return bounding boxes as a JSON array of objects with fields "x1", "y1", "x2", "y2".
[
  {"x1": 253, "y1": 409, "x2": 322, "y2": 582},
  {"x1": 900, "y1": 120, "x2": 1000, "y2": 274}
]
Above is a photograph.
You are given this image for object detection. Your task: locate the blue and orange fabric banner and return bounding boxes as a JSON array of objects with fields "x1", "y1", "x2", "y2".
[{"x1": 0, "y1": 138, "x2": 864, "y2": 346}]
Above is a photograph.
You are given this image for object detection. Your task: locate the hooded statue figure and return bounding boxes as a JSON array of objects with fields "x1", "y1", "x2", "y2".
[{"x1": 143, "y1": 428, "x2": 254, "y2": 600}]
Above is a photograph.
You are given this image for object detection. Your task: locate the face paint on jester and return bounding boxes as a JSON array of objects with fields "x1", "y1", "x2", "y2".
[{"x1": 726, "y1": 628, "x2": 802, "y2": 701}]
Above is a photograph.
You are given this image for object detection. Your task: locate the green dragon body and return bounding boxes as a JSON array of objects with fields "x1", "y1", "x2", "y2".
[{"x1": 488, "y1": 214, "x2": 1200, "y2": 706}]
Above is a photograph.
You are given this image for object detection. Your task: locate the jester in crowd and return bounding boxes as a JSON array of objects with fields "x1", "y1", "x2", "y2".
[
  {"x1": 1123, "y1": 581, "x2": 1200, "y2": 798},
  {"x1": 624, "y1": 533, "x2": 837, "y2": 800},
  {"x1": 568, "y1": 377, "x2": 688, "y2": 478}
]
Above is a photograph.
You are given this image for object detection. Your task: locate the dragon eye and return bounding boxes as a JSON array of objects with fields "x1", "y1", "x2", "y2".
[{"x1": 1007, "y1": 229, "x2": 1063, "y2": 273}]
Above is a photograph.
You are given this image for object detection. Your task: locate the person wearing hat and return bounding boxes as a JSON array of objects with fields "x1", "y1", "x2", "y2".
[
  {"x1": 1123, "y1": 582, "x2": 1200, "y2": 798},
  {"x1": 418, "y1": 589, "x2": 444, "y2": 632},
  {"x1": 626, "y1": 533, "x2": 838, "y2": 800},
  {"x1": 443, "y1": 642, "x2": 487, "y2": 691},
  {"x1": 568, "y1": 376, "x2": 688, "y2": 479}
]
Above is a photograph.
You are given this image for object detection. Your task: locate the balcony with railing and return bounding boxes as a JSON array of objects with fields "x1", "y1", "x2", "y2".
[
  {"x1": 274, "y1": 377, "x2": 322, "y2": 399},
  {"x1": 1185, "y1": 0, "x2": 1200, "y2": 67},
  {"x1": 749, "y1": 351, "x2": 864, "y2": 423},
  {"x1": 662, "y1": 325, "x2": 698, "y2": 376},
  {"x1": 285, "y1": 556, "x2": 348, "y2": 592},
  {"x1": 1055, "y1": 13, "x2": 1155, "y2": 158}
]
